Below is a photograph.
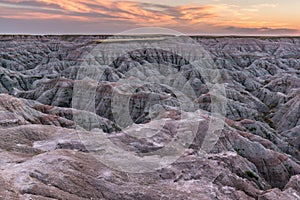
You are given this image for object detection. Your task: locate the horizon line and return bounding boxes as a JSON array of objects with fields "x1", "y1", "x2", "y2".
[{"x1": 1, "y1": 34, "x2": 300, "y2": 38}]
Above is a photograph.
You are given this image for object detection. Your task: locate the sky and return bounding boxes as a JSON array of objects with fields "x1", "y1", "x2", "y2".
[{"x1": 1, "y1": 0, "x2": 300, "y2": 35}]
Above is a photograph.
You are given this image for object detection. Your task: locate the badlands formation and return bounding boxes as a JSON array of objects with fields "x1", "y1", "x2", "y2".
[{"x1": 0, "y1": 35, "x2": 299, "y2": 199}]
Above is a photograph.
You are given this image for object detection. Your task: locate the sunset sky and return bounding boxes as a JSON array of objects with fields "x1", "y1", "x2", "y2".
[{"x1": 1, "y1": 0, "x2": 299, "y2": 35}]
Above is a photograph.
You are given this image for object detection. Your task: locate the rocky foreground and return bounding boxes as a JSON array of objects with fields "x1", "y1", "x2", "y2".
[{"x1": 0, "y1": 35, "x2": 299, "y2": 199}]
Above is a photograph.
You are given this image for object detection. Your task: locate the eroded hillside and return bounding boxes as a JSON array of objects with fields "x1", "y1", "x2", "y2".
[{"x1": 0, "y1": 35, "x2": 299, "y2": 199}]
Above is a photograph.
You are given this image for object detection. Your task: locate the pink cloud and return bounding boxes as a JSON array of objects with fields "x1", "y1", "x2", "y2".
[{"x1": 0, "y1": 0, "x2": 299, "y2": 35}]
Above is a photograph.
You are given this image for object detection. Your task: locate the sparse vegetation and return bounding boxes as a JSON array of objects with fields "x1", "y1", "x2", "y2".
[{"x1": 245, "y1": 171, "x2": 259, "y2": 180}]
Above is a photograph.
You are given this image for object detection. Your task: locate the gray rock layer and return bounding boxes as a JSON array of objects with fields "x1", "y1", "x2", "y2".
[{"x1": 0, "y1": 36, "x2": 299, "y2": 199}]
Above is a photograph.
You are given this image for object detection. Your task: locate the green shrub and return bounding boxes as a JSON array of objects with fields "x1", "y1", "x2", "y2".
[{"x1": 245, "y1": 171, "x2": 259, "y2": 180}]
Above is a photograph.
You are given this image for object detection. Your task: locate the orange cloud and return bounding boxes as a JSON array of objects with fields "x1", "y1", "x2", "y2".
[
  {"x1": 2, "y1": 0, "x2": 216, "y2": 24},
  {"x1": 1, "y1": 0, "x2": 299, "y2": 35}
]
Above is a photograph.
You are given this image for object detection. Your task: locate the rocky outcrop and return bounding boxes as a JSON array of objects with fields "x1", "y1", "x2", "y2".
[{"x1": 0, "y1": 35, "x2": 299, "y2": 199}]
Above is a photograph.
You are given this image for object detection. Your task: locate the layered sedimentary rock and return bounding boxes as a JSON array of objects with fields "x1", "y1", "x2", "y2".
[{"x1": 0, "y1": 35, "x2": 299, "y2": 199}]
